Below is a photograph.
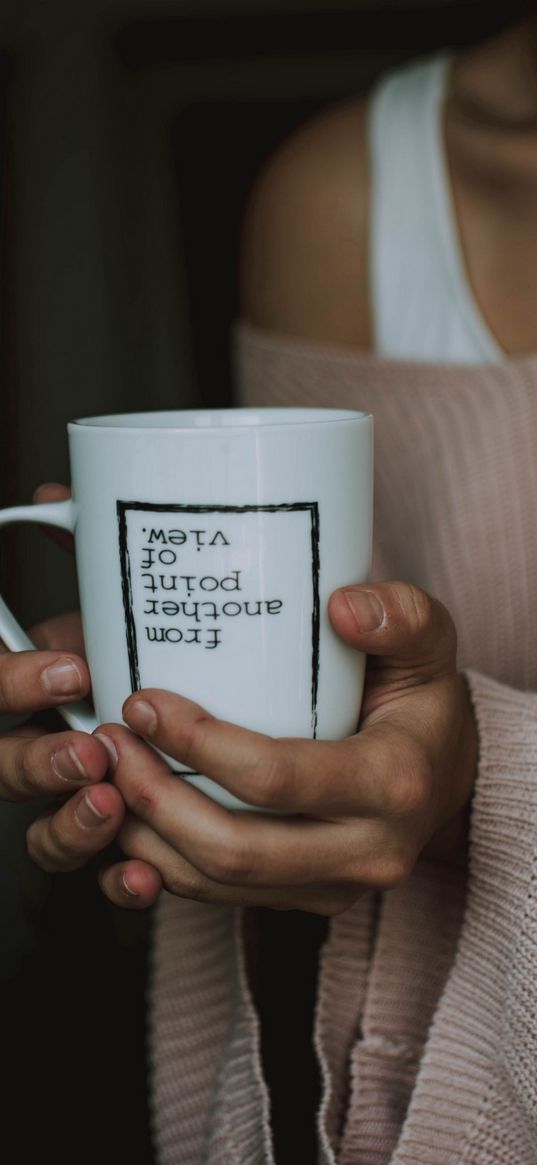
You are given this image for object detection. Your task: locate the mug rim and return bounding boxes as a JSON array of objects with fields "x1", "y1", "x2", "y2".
[{"x1": 69, "y1": 407, "x2": 372, "y2": 433}]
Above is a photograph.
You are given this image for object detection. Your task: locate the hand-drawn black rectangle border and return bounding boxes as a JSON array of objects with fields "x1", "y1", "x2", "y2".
[{"x1": 117, "y1": 501, "x2": 321, "y2": 737}]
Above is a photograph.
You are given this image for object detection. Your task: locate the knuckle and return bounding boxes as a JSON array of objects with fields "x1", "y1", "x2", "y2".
[
  {"x1": 370, "y1": 848, "x2": 415, "y2": 890},
  {"x1": 249, "y1": 743, "x2": 288, "y2": 808},
  {"x1": 202, "y1": 832, "x2": 255, "y2": 885},
  {"x1": 180, "y1": 712, "x2": 214, "y2": 769},
  {"x1": 395, "y1": 583, "x2": 457, "y2": 661},
  {"x1": 26, "y1": 821, "x2": 58, "y2": 873},
  {"x1": 7, "y1": 741, "x2": 36, "y2": 800},
  {"x1": 166, "y1": 870, "x2": 209, "y2": 902},
  {"x1": 27, "y1": 843, "x2": 53, "y2": 873},
  {"x1": 0, "y1": 656, "x2": 20, "y2": 712},
  {"x1": 400, "y1": 583, "x2": 433, "y2": 637},
  {"x1": 387, "y1": 766, "x2": 433, "y2": 817},
  {"x1": 384, "y1": 744, "x2": 433, "y2": 817},
  {"x1": 47, "y1": 814, "x2": 78, "y2": 865},
  {"x1": 126, "y1": 779, "x2": 158, "y2": 820}
]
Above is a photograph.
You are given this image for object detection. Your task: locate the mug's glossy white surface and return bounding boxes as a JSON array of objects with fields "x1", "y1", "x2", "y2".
[{"x1": 0, "y1": 408, "x2": 373, "y2": 809}]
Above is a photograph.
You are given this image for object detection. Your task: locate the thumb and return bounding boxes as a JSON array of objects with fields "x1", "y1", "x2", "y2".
[{"x1": 328, "y1": 581, "x2": 457, "y2": 671}]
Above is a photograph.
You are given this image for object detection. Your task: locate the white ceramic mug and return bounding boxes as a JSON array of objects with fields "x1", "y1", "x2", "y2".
[{"x1": 0, "y1": 408, "x2": 373, "y2": 808}]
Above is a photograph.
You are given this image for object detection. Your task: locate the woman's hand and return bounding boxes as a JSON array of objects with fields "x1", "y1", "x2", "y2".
[
  {"x1": 0, "y1": 483, "x2": 126, "y2": 878},
  {"x1": 0, "y1": 610, "x2": 126, "y2": 870},
  {"x1": 95, "y1": 580, "x2": 478, "y2": 914}
]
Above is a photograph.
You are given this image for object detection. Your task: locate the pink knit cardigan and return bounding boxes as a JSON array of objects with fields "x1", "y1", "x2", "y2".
[{"x1": 149, "y1": 325, "x2": 537, "y2": 1165}]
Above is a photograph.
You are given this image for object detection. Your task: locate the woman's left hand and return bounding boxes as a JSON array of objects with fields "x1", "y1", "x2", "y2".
[{"x1": 95, "y1": 581, "x2": 478, "y2": 913}]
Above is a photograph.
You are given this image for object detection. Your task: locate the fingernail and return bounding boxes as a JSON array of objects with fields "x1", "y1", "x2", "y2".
[
  {"x1": 75, "y1": 790, "x2": 110, "y2": 830},
  {"x1": 52, "y1": 745, "x2": 89, "y2": 783},
  {"x1": 343, "y1": 589, "x2": 385, "y2": 632},
  {"x1": 121, "y1": 872, "x2": 139, "y2": 898},
  {"x1": 94, "y1": 733, "x2": 118, "y2": 772},
  {"x1": 124, "y1": 699, "x2": 157, "y2": 737},
  {"x1": 42, "y1": 659, "x2": 82, "y2": 696}
]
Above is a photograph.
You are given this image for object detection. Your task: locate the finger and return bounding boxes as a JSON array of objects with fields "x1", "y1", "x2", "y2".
[
  {"x1": 97, "y1": 858, "x2": 162, "y2": 910},
  {"x1": 0, "y1": 728, "x2": 111, "y2": 801},
  {"x1": 33, "y1": 483, "x2": 71, "y2": 502},
  {"x1": 0, "y1": 648, "x2": 90, "y2": 714},
  {"x1": 121, "y1": 689, "x2": 400, "y2": 816},
  {"x1": 98, "y1": 723, "x2": 387, "y2": 888},
  {"x1": 28, "y1": 611, "x2": 86, "y2": 658},
  {"x1": 33, "y1": 482, "x2": 74, "y2": 553},
  {"x1": 328, "y1": 581, "x2": 457, "y2": 671},
  {"x1": 27, "y1": 782, "x2": 125, "y2": 873},
  {"x1": 113, "y1": 815, "x2": 357, "y2": 915}
]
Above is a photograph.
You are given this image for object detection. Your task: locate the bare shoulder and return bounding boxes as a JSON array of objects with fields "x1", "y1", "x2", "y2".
[{"x1": 239, "y1": 96, "x2": 371, "y2": 349}]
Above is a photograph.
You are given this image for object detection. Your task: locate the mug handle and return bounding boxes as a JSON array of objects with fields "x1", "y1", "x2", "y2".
[{"x1": 0, "y1": 498, "x2": 98, "y2": 733}]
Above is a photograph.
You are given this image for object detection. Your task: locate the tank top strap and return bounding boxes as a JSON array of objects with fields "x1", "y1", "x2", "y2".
[{"x1": 368, "y1": 54, "x2": 502, "y2": 364}]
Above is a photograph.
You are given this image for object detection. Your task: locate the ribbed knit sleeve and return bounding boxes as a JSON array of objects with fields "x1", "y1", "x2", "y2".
[
  {"x1": 149, "y1": 897, "x2": 272, "y2": 1165},
  {"x1": 465, "y1": 672, "x2": 537, "y2": 1153},
  {"x1": 383, "y1": 671, "x2": 537, "y2": 1164},
  {"x1": 306, "y1": 676, "x2": 537, "y2": 1165}
]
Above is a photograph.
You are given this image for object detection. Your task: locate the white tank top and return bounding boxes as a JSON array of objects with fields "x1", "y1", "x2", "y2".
[{"x1": 369, "y1": 54, "x2": 503, "y2": 364}]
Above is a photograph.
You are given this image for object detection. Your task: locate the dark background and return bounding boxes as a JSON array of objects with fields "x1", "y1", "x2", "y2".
[
  {"x1": 0, "y1": 3, "x2": 523, "y2": 1163},
  {"x1": 0, "y1": 0, "x2": 523, "y2": 626}
]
